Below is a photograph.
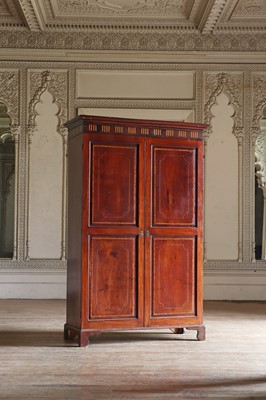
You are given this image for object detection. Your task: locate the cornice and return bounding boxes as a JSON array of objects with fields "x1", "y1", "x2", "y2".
[
  {"x1": 0, "y1": 49, "x2": 266, "y2": 64},
  {"x1": 17, "y1": 0, "x2": 45, "y2": 31},
  {"x1": 197, "y1": 0, "x2": 227, "y2": 34},
  {"x1": 0, "y1": 31, "x2": 266, "y2": 52}
]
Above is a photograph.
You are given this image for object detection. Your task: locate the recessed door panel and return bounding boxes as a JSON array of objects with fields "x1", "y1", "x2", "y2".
[
  {"x1": 86, "y1": 134, "x2": 145, "y2": 328},
  {"x1": 90, "y1": 236, "x2": 137, "y2": 320},
  {"x1": 152, "y1": 237, "x2": 195, "y2": 317},
  {"x1": 91, "y1": 144, "x2": 137, "y2": 225},
  {"x1": 153, "y1": 147, "x2": 196, "y2": 226}
]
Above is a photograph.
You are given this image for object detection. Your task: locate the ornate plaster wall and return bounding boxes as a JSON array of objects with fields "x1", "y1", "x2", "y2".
[{"x1": 0, "y1": 58, "x2": 265, "y2": 299}]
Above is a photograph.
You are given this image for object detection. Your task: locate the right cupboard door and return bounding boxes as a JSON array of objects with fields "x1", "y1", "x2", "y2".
[{"x1": 145, "y1": 137, "x2": 203, "y2": 327}]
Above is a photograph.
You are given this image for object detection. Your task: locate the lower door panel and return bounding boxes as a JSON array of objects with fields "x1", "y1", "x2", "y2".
[{"x1": 145, "y1": 235, "x2": 198, "y2": 327}]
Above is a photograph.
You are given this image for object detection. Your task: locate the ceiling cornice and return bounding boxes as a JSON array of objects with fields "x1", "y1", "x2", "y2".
[
  {"x1": 0, "y1": 48, "x2": 265, "y2": 64},
  {"x1": 16, "y1": 0, "x2": 45, "y2": 31},
  {"x1": 197, "y1": 0, "x2": 227, "y2": 33},
  {"x1": 0, "y1": 30, "x2": 265, "y2": 53}
]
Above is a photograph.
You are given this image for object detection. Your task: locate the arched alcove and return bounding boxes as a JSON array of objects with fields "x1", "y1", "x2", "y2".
[
  {"x1": 205, "y1": 91, "x2": 239, "y2": 260},
  {"x1": 255, "y1": 107, "x2": 266, "y2": 260},
  {"x1": 28, "y1": 89, "x2": 63, "y2": 259},
  {"x1": 0, "y1": 102, "x2": 15, "y2": 258}
]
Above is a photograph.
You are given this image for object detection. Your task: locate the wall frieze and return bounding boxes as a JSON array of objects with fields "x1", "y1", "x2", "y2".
[
  {"x1": 0, "y1": 70, "x2": 19, "y2": 125},
  {"x1": 0, "y1": 31, "x2": 266, "y2": 52}
]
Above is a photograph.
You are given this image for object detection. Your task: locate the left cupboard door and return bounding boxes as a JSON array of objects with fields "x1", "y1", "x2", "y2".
[{"x1": 82, "y1": 134, "x2": 145, "y2": 330}]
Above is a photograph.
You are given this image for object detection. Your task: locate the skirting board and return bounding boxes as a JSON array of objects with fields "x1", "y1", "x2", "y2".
[
  {"x1": 0, "y1": 269, "x2": 66, "y2": 299},
  {"x1": 204, "y1": 270, "x2": 266, "y2": 301},
  {"x1": 1, "y1": 269, "x2": 266, "y2": 300}
]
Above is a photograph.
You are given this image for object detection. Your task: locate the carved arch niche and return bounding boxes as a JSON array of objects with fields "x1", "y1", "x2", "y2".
[
  {"x1": 252, "y1": 73, "x2": 266, "y2": 261},
  {"x1": 0, "y1": 70, "x2": 20, "y2": 260},
  {"x1": 26, "y1": 70, "x2": 68, "y2": 260},
  {"x1": 204, "y1": 72, "x2": 244, "y2": 263}
]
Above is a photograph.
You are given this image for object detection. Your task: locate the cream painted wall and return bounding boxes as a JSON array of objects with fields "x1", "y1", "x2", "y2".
[
  {"x1": 29, "y1": 90, "x2": 63, "y2": 259},
  {"x1": 76, "y1": 70, "x2": 195, "y2": 99},
  {"x1": 78, "y1": 108, "x2": 195, "y2": 122},
  {"x1": 205, "y1": 92, "x2": 239, "y2": 260}
]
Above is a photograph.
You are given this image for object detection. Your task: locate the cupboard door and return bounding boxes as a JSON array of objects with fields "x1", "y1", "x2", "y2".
[
  {"x1": 145, "y1": 138, "x2": 203, "y2": 326},
  {"x1": 84, "y1": 135, "x2": 145, "y2": 329},
  {"x1": 90, "y1": 236, "x2": 137, "y2": 319}
]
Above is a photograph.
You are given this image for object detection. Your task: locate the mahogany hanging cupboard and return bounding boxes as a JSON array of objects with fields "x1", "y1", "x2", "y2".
[{"x1": 64, "y1": 115, "x2": 207, "y2": 346}]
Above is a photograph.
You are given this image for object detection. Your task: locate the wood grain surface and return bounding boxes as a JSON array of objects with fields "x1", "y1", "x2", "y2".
[{"x1": 1, "y1": 300, "x2": 266, "y2": 399}]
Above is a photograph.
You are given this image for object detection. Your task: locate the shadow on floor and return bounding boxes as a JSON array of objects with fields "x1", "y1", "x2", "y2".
[{"x1": 0, "y1": 329, "x2": 197, "y2": 347}]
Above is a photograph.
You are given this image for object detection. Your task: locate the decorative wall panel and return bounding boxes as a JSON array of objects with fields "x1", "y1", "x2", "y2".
[
  {"x1": 0, "y1": 59, "x2": 265, "y2": 302},
  {"x1": 204, "y1": 72, "x2": 244, "y2": 262},
  {"x1": 76, "y1": 70, "x2": 195, "y2": 99},
  {"x1": 0, "y1": 69, "x2": 20, "y2": 260},
  {"x1": 26, "y1": 69, "x2": 68, "y2": 260}
]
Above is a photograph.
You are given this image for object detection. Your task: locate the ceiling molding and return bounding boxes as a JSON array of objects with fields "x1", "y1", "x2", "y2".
[
  {"x1": 0, "y1": 0, "x2": 265, "y2": 34},
  {"x1": 17, "y1": 0, "x2": 45, "y2": 31},
  {"x1": 0, "y1": 30, "x2": 265, "y2": 53},
  {"x1": 0, "y1": 48, "x2": 266, "y2": 64},
  {"x1": 197, "y1": 0, "x2": 227, "y2": 33}
]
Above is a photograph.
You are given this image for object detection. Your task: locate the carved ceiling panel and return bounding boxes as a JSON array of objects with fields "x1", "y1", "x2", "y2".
[
  {"x1": 0, "y1": 0, "x2": 265, "y2": 35},
  {"x1": 216, "y1": 0, "x2": 266, "y2": 31}
]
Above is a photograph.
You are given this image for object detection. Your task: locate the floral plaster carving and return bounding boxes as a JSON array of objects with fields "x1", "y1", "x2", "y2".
[
  {"x1": 252, "y1": 74, "x2": 266, "y2": 260},
  {"x1": 28, "y1": 69, "x2": 68, "y2": 130},
  {"x1": 0, "y1": 30, "x2": 266, "y2": 51},
  {"x1": 233, "y1": 0, "x2": 266, "y2": 17},
  {"x1": 204, "y1": 72, "x2": 243, "y2": 138},
  {"x1": 252, "y1": 74, "x2": 266, "y2": 190},
  {"x1": 0, "y1": 70, "x2": 19, "y2": 125},
  {"x1": 55, "y1": 0, "x2": 184, "y2": 16}
]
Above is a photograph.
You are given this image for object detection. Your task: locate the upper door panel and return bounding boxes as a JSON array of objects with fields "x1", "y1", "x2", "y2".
[
  {"x1": 90, "y1": 142, "x2": 138, "y2": 226},
  {"x1": 152, "y1": 145, "x2": 196, "y2": 227}
]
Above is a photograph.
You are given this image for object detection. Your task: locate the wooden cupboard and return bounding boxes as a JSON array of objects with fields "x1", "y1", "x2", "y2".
[{"x1": 64, "y1": 115, "x2": 207, "y2": 346}]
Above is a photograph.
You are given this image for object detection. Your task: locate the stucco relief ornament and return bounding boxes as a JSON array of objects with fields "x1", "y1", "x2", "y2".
[
  {"x1": 88, "y1": 0, "x2": 157, "y2": 10},
  {"x1": 252, "y1": 75, "x2": 266, "y2": 191},
  {"x1": 204, "y1": 72, "x2": 243, "y2": 137},
  {"x1": 255, "y1": 133, "x2": 266, "y2": 189},
  {"x1": 0, "y1": 71, "x2": 19, "y2": 125}
]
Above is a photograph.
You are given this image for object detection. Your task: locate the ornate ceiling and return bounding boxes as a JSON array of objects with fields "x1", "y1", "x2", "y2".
[{"x1": 0, "y1": 0, "x2": 265, "y2": 52}]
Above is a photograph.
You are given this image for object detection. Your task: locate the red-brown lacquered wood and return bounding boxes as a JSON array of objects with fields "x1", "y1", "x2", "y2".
[
  {"x1": 151, "y1": 237, "x2": 195, "y2": 317},
  {"x1": 153, "y1": 146, "x2": 196, "y2": 226},
  {"x1": 65, "y1": 116, "x2": 205, "y2": 346},
  {"x1": 91, "y1": 144, "x2": 137, "y2": 226},
  {"x1": 81, "y1": 134, "x2": 145, "y2": 330},
  {"x1": 145, "y1": 137, "x2": 203, "y2": 328},
  {"x1": 65, "y1": 134, "x2": 84, "y2": 330},
  {"x1": 89, "y1": 236, "x2": 137, "y2": 319}
]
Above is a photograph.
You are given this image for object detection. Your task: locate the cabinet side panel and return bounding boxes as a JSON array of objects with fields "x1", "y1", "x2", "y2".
[{"x1": 66, "y1": 134, "x2": 83, "y2": 329}]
